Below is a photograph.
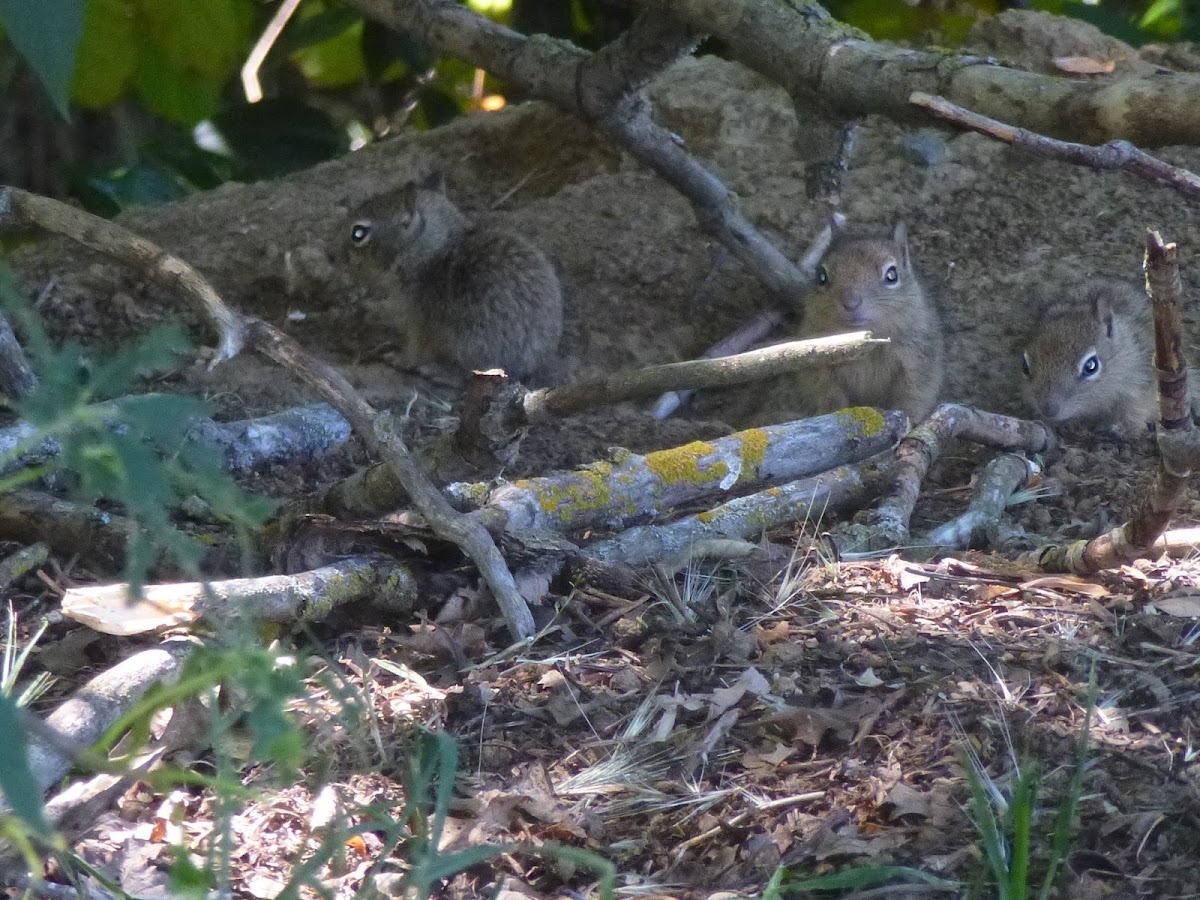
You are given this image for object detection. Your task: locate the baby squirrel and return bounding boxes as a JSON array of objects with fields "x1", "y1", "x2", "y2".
[
  {"x1": 341, "y1": 173, "x2": 563, "y2": 382},
  {"x1": 1021, "y1": 279, "x2": 1188, "y2": 435},
  {"x1": 785, "y1": 221, "x2": 944, "y2": 422}
]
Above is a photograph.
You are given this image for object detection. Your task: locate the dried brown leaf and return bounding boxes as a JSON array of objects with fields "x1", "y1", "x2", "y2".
[
  {"x1": 1053, "y1": 55, "x2": 1116, "y2": 74},
  {"x1": 1020, "y1": 575, "x2": 1110, "y2": 598}
]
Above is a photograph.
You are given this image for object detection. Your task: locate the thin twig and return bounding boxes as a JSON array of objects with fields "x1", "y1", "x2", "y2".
[
  {"x1": 242, "y1": 319, "x2": 537, "y2": 639},
  {"x1": 910, "y1": 92, "x2": 1200, "y2": 200},
  {"x1": 0, "y1": 186, "x2": 245, "y2": 364}
]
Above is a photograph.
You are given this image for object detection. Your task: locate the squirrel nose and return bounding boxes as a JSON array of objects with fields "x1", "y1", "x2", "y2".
[
  {"x1": 1040, "y1": 397, "x2": 1060, "y2": 420},
  {"x1": 840, "y1": 295, "x2": 862, "y2": 313}
]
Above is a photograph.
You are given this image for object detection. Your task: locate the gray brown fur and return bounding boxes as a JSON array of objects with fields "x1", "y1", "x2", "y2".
[
  {"x1": 764, "y1": 222, "x2": 943, "y2": 423},
  {"x1": 1021, "y1": 279, "x2": 1163, "y2": 435},
  {"x1": 340, "y1": 175, "x2": 563, "y2": 382}
]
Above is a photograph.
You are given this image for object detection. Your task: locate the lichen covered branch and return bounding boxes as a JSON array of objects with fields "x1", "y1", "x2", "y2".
[
  {"x1": 583, "y1": 455, "x2": 895, "y2": 567},
  {"x1": 455, "y1": 408, "x2": 908, "y2": 536},
  {"x1": 835, "y1": 404, "x2": 1057, "y2": 553}
]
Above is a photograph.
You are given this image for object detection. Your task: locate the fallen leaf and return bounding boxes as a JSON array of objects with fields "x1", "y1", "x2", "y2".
[
  {"x1": 1053, "y1": 55, "x2": 1116, "y2": 74},
  {"x1": 742, "y1": 742, "x2": 796, "y2": 771},
  {"x1": 1153, "y1": 593, "x2": 1200, "y2": 617},
  {"x1": 882, "y1": 782, "x2": 932, "y2": 821},
  {"x1": 853, "y1": 668, "x2": 884, "y2": 688},
  {"x1": 1020, "y1": 575, "x2": 1110, "y2": 598}
]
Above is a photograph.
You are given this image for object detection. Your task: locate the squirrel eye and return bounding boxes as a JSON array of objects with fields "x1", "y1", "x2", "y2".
[
  {"x1": 1080, "y1": 353, "x2": 1101, "y2": 379},
  {"x1": 1021, "y1": 352, "x2": 1031, "y2": 377},
  {"x1": 883, "y1": 264, "x2": 899, "y2": 284},
  {"x1": 350, "y1": 222, "x2": 372, "y2": 245},
  {"x1": 816, "y1": 266, "x2": 828, "y2": 286}
]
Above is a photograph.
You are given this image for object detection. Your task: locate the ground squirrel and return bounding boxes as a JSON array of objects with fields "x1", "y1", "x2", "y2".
[
  {"x1": 766, "y1": 221, "x2": 943, "y2": 423},
  {"x1": 341, "y1": 173, "x2": 563, "y2": 382},
  {"x1": 1021, "y1": 279, "x2": 1186, "y2": 436}
]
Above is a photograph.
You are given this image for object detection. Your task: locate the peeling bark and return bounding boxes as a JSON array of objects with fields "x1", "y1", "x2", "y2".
[{"x1": 61, "y1": 556, "x2": 417, "y2": 637}]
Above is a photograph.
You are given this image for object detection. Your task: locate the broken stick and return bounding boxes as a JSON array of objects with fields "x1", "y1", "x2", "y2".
[
  {"x1": 1037, "y1": 231, "x2": 1200, "y2": 572},
  {"x1": 834, "y1": 404, "x2": 1057, "y2": 554},
  {"x1": 1, "y1": 185, "x2": 537, "y2": 641},
  {"x1": 522, "y1": 331, "x2": 885, "y2": 423},
  {"x1": 61, "y1": 556, "x2": 417, "y2": 637}
]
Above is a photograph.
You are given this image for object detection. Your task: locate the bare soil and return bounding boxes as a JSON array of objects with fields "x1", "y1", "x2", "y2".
[{"x1": 9, "y1": 23, "x2": 1200, "y2": 898}]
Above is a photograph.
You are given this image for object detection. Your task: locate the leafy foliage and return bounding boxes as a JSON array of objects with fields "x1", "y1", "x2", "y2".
[
  {"x1": 72, "y1": 0, "x2": 254, "y2": 126},
  {"x1": 0, "y1": 265, "x2": 274, "y2": 589},
  {"x1": 0, "y1": 0, "x2": 85, "y2": 118}
]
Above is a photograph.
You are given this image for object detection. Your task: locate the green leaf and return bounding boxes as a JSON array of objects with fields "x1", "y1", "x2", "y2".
[
  {"x1": 1140, "y1": 0, "x2": 1180, "y2": 29},
  {"x1": 0, "y1": 693, "x2": 52, "y2": 837},
  {"x1": 71, "y1": 0, "x2": 137, "y2": 109},
  {"x1": 212, "y1": 99, "x2": 348, "y2": 178},
  {"x1": 291, "y1": 14, "x2": 366, "y2": 87},
  {"x1": 132, "y1": 41, "x2": 224, "y2": 126},
  {"x1": 0, "y1": 0, "x2": 85, "y2": 118},
  {"x1": 77, "y1": 160, "x2": 193, "y2": 216},
  {"x1": 136, "y1": 0, "x2": 252, "y2": 80}
]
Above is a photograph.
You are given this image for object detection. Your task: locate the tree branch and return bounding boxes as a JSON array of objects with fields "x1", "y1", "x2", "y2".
[
  {"x1": 523, "y1": 331, "x2": 885, "y2": 423},
  {"x1": 835, "y1": 404, "x2": 1057, "y2": 553},
  {"x1": 341, "y1": 0, "x2": 810, "y2": 304},
  {"x1": 910, "y1": 92, "x2": 1200, "y2": 200},
  {"x1": 647, "y1": 0, "x2": 1200, "y2": 147},
  {"x1": 241, "y1": 319, "x2": 536, "y2": 639},
  {"x1": 0, "y1": 186, "x2": 245, "y2": 364}
]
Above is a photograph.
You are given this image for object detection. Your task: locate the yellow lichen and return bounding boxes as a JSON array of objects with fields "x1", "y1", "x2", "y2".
[
  {"x1": 838, "y1": 406, "x2": 887, "y2": 437},
  {"x1": 532, "y1": 465, "x2": 614, "y2": 521},
  {"x1": 735, "y1": 428, "x2": 769, "y2": 481},
  {"x1": 644, "y1": 440, "x2": 727, "y2": 487}
]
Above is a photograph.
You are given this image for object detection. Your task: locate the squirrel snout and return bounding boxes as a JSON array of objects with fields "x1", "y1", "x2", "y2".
[{"x1": 1038, "y1": 396, "x2": 1062, "y2": 420}]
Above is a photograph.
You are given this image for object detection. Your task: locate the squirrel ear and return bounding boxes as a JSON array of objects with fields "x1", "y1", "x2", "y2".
[
  {"x1": 421, "y1": 171, "x2": 447, "y2": 193},
  {"x1": 399, "y1": 181, "x2": 419, "y2": 214},
  {"x1": 893, "y1": 222, "x2": 911, "y2": 270},
  {"x1": 1090, "y1": 288, "x2": 1116, "y2": 338}
]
